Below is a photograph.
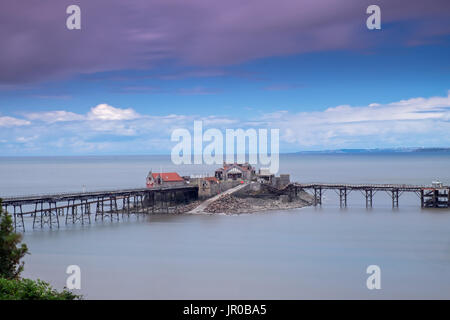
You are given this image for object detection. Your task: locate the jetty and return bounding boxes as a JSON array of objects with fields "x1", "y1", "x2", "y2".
[
  {"x1": 289, "y1": 183, "x2": 450, "y2": 209},
  {"x1": 1, "y1": 185, "x2": 198, "y2": 232},
  {"x1": 1, "y1": 180, "x2": 449, "y2": 233}
]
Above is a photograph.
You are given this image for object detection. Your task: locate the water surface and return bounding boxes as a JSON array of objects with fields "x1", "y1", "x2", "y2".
[{"x1": 1, "y1": 153, "x2": 449, "y2": 299}]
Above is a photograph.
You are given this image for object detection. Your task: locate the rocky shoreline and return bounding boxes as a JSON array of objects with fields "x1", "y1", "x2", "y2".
[
  {"x1": 172, "y1": 200, "x2": 203, "y2": 214},
  {"x1": 163, "y1": 184, "x2": 315, "y2": 215},
  {"x1": 203, "y1": 189, "x2": 314, "y2": 214}
]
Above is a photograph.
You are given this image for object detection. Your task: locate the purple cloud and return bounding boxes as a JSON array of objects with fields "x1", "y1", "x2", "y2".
[{"x1": 1, "y1": 0, "x2": 449, "y2": 85}]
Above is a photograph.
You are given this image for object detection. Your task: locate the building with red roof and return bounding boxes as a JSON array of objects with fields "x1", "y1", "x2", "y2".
[{"x1": 146, "y1": 171, "x2": 186, "y2": 188}]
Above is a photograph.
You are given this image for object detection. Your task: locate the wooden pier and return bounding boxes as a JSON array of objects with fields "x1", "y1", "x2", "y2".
[
  {"x1": 290, "y1": 183, "x2": 450, "y2": 209},
  {"x1": 1, "y1": 182, "x2": 449, "y2": 232},
  {"x1": 1, "y1": 185, "x2": 198, "y2": 232}
]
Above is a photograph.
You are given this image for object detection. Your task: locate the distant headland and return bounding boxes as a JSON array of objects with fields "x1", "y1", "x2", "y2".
[{"x1": 294, "y1": 147, "x2": 450, "y2": 154}]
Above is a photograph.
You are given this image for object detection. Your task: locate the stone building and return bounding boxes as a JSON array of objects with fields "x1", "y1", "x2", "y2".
[
  {"x1": 257, "y1": 168, "x2": 275, "y2": 184},
  {"x1": 146, "y1": 171, "x2": 186, "y2": 188},
  {"x1": 189, "y1": 176, "x2": 220, "y2": 198},
  {"x1": 214, "y1": 162, "x2": 256, "y2": 181}
]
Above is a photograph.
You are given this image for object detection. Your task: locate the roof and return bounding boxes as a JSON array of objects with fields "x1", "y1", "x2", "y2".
[
  {"x1": 152, "y1": 172, "x2": 184, "y2": 182},
  {"x1": 204, "y1": 177, "x2": 219, "y2": 183},
  {"x1": 218, "y1": 163, "x2": 251, "y2": 172},
  {"x1": 259, "y1": 168, "x2": 273, "y2": 176},
  {"x1": 228, "y1": 167, "x2": 243, "y2": 174}
]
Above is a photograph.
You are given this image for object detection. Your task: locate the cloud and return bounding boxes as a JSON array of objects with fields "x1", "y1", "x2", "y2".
[
  {"x1": 0, "y1": 116, "x2": 31, "y2": 127},
  {"x1": 25, "y1": 104, "x2": 141, "y2": 123},
  {"x1": 87, "y1": 104, "x2": 141, "y2": 121},
  {"x1": 26, "y1": 110, "x2": 85, "y2": 123},
  {"x1": 261, "y1": 91, "x2": 450, "y2": 148},
  {"x1": 200, "y1": 116, "x2": 239, "y2": 126},
  {"x1": 1, "y1": 91, "x2": 450, "y2": 155},
  {"x1": 16, "y1": 135, "x2": 38, "y2": 143},
  {"x1": 0, "y1": 0, "x2": 449, "y2": 85}
]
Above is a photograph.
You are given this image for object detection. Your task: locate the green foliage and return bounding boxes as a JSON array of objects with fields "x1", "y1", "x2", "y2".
[
  {"x1": 0, "y1": 199, "x2": 82, "y2": 300},
  {"x1": 0, "y1": 277, "x2": 81, "y2": 300},
  {"x1": 0, "y1": 199, "x2": 29, "y2": 279}
]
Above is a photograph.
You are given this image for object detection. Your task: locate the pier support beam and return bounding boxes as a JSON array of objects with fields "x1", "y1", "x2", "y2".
[
  {"x1": 421, "y1": 188, "x2": 450, "y2": 208},
  {"x1": 448, "y1": 188, "x2": 450, "y2": 208},
  {"x1": 339, "y1": 188, "x2": 347, "y2": 208},
  {"x1": 66, "y1": 199, "x2": 91, "y2": 225},
  {"x1": 13, "y1": 205, "x2": 25, "y2": 232},
  {"x1": 66, "y1": 200, "x2": 76, "y2": 224},
  {"x1": 32, "y1": 202, "x2": 38, "y2": 229},
  {"x1": 365, "y1": 189, "x2": 373, "y2": 208},
  {"x1": 110, "y1": 196, "x2": 120, "y2": 221},
  {"x1": 421, "y1": 189, "x2": 424, "y2": 208},
  {"x1": 81, "y1": 199, "x2": 91, "y2": 224},
  {"x1": 313, "y1": 187, "x2": 322, "y2": 206},
  {"x1": 95, "y1": 197, "x2": 105, "y2": 221},
  {"x1": 34, "y1": 201, "x2": 59, "y2": 229},
  {"x1": 392, "y1": 189, "x2": 399, "y2": 208}
]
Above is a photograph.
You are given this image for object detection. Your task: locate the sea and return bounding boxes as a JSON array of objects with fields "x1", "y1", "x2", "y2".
[{"x1": 0, "y1": 153, "x2": 449, "y2": 299}]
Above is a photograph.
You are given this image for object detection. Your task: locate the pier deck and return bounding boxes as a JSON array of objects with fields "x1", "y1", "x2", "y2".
[
  {"x1": 1, "y1": 185, "x2": 198, "y2": 232},
  {"x1": 291, "y1": 183, "x2": 450, "y2": 209},
  {"x1": 1, "y1": 182, "x2": 449, "y2": 233}
]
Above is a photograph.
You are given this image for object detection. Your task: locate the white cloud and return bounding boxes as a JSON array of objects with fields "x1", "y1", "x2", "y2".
[
  {"x1": 200, "y1": 115, "x2": 239, "y2": 126},
  {"x1": 0, "y1": 116, "x2": 30, "y2": 127},
  {"x1": 88, "y1": 121, "x2": 138, "y2": 136},
  {"x1": 87, "y1": 104, "x2": 140, "y2": 121},
  {"x1": 24, "y1": 104, "x2": 141, "y2": 125},
  {"x1": 26, "y1": 110, "x2": 85, "y2": 123},
  {"x1": 16, "y1": 135, "x2": 38, "y2": 143},
  {"x1": 262, "y1": 91, "x2": 450, "y2": 148},
  {"x1": 1, "y1": 92, "x2": 449, "y2": 155}
]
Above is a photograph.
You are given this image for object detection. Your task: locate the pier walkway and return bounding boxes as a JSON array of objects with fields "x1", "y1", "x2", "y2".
[
  {"x1": 290, "y1": 183, "x2": 450, "y2": 209},
  {"x1": 1, "y1": 185, "x2": 198, "y2": 232},
  {"x1": 188, "y1": 182, "x2": 249, "y2": 214},
  {"x1": 2, "y1": 181, "x2": 449, "y2": 233}
]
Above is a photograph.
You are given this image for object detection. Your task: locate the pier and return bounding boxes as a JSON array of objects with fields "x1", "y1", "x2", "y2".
[
  {"x1": 290, "y1": 183, "x2": 450, "y2": 209},
  {"x1": 1, "y1": 185, "x2": 198, "y2": 232},
  {"x1": 1, "y1": 181, "x2": 449, "y2": 233}
]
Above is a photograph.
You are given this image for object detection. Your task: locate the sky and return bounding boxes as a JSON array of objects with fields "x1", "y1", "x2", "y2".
[{"x1": 0, "y1": 0, "x2": 449, "y2": 156}]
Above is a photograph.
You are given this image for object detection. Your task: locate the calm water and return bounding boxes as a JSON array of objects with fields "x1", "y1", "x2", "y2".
[{"x1": 1, "y1": 154, "x2": 450, "y2": 299}]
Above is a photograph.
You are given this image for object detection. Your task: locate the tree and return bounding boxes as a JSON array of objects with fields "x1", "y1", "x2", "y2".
[
  {"x1": 0, "y1": 278, "x2": 81, "y2": 300},
  {"x1": 0, "y1": 199, "x2": 29, "y2": 279}
]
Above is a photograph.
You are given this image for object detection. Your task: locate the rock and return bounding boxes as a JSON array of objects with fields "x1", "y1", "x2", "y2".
[
  {"x1": 203, "y1": 191, "x2": 312, "y2": 214},
  {"x1": 204, "y1": 194, "x2": 252, "y2": 214},
  {"x1": 172, "y1": 200, "x2": 203, "y2": 214}
]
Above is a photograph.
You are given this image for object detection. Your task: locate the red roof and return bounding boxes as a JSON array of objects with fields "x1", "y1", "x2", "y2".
[
  {"x1": 152, "y1": 172, "x2": 184, "y2": 182},
  {"x1": 204, "y1": 177, "x2": 219, "y2": 183}
]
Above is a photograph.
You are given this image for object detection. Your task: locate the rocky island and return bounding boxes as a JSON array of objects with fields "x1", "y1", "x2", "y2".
[
  {"x1": 187, "y1": 181, "x2": 314, "y2": 215},
  {"x1": 204, "y1": 190, "x2": 314, "y2": 214}
]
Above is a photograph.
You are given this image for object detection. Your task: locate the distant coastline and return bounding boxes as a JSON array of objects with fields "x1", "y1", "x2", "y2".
[
  {"x1": 294, "y1": 147, "x2": 450, "y2": 154},
  {"x1": 0, "y1": 147, "x2": 450, "y2": 158}
]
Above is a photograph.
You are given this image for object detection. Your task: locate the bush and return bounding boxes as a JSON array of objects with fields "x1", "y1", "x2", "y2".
[
  {"x1": 0, "y1": 199, "x2": 29, "y2": 279},
  {"x1": 0, "y1": 277, "x2": 81, "y2": 300},
  {"x1": 0, "y1": 200, "x2": 83, "y2": 300}
]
